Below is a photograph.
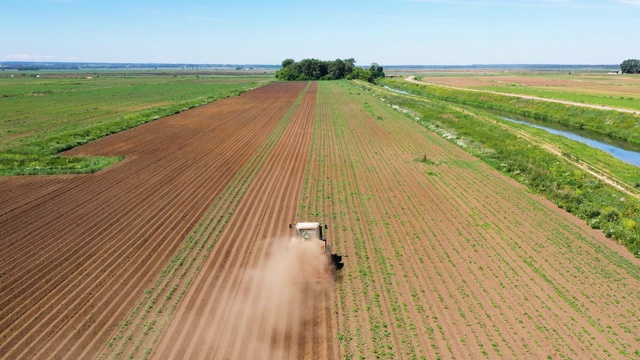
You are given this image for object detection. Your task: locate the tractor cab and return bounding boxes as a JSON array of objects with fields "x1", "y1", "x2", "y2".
[{"x1": 293, "y1": 222, "x2": 325, "y2": 241}]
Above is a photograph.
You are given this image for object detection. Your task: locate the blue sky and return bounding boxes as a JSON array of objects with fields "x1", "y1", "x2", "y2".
[{"x1": 1, "y1": 0, "x2": 639, "y2": 65}]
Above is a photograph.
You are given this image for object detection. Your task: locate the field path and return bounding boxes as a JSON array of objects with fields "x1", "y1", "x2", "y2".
[
  {"x1": 406, "y1": 76, "x2": 640, "y2": 114},
  {"x1": 376, "y1": 80, "x2": 640, "y2": 199}
]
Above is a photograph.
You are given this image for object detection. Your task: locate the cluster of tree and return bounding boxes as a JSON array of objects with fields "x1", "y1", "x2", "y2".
[
  {"x1": 621, "y1": 59, "x2": 640, "y2": 74},
  {"x1": 276, "y1": 58, "x2": 385, "y2": 82}
]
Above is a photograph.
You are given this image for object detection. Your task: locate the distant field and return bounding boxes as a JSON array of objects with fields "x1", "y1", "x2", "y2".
[
  {"x1": 0, "y1": 73, "x2": 263, "y2": 150},
  {"x1": 408, "y1": 72, "x2": 640, "y2": 111},
  {"x1": 0, "y1": 72, "x2": 269, "y2": 175}
]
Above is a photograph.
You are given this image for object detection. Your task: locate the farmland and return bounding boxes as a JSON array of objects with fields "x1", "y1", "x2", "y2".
[
  {"x1": 0, "y1": 73, "x2": 266, "y2": 175},
  {"x1": 1, "y1": 80, "x2": 640, "y2": 359},
  {"x1": 407, "y1": 72, "x2": 640, "y2": 111},
  {"x1": 377, "y1": 76, "x2": 640, "y2": 257}
]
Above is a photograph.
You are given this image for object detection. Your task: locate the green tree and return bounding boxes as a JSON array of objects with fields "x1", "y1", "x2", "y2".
[
  {"x1": 350, "y1": 67, "x2": 371, "y2": 81},
  {"x1": 275, "y1": 58, "x2": 382, "y2": 81},
  {"x1": 621, "y1": 59, "x2": 640, "y2": 74},
  {"x1": 281, "y1": 58, "x2": 295, "y2": 68},
  {"x1": 369, "y1": 62, "x2": 385, "y2": 80},
  {"x1": 344, "y1": 58, "x2": 356, "y2": 75},
  {"x1": 328, "y1": 59, "x2": 345, "y2": 80},
  {"x1": 275, "y1": 61, "x2": 298, "y2": 80}
]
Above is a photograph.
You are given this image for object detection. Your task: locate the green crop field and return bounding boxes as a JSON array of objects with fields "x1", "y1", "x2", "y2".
[
  {"x1": 301, "y1": 81, "x2": 640, "y2": 358},
  {"x1": 0, "y1": 72, "x2": 269, "y2": 175}
]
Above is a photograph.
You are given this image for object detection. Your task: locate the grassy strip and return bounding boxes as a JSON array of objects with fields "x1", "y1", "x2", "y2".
[
  {"x1": 0, "y1": 79, "x2": 271, "y2": 176},
  {"x1": 0, "y1": 153, "x2": 122, "y2": 176},
  {"x1": 357, "y1": 81, "x2": 640, "y2": 258},
  {"x1": 100, "y1": 82, "x2": 311, "y2": 360},
  {"x1": 478, "y1": 85, "x2": 640, "y2": 111},
  {"x1": 379, "y1": 78, "x2": 640, "y2": 146}
]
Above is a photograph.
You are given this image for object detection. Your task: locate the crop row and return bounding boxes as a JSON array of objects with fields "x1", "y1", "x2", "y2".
[{"x1": 101, "y1": 82, "x2": 313, "y2": 359}]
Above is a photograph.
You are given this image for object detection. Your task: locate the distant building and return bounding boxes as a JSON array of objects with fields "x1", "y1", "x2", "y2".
[{"x1": 608, "y1": 70, "x2": 622, "y2": 74}]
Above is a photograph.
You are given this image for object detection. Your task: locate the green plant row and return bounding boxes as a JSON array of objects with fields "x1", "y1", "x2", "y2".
[
  {"x1": 368, "y1": 83, "x2": 640, "y2": 257},
  {"x1": 379, "y1": 78, "x2": 640, "y2": 146}
]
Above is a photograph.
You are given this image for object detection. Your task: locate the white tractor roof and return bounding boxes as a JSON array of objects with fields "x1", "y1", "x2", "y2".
[{"x1": 295, "y1": 222, "x2": 320, "y2": 230}]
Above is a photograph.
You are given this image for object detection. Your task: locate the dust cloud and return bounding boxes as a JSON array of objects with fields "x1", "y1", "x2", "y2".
[{"x1": 208, "y1": 237, "x2": 333, "y2": 359}]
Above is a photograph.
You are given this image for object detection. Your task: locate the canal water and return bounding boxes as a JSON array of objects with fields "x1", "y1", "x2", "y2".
[
  {"x1": 500, "y1": 116, "x2": 640, "y2": 167},
  {"x1": 383, "y1": 85, "x2": 412, "y2": 95}
]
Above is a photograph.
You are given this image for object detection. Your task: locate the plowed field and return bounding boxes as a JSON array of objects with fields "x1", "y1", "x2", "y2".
[
  {"x1": 0, "y1": 82, "x2": 308, "y2": 359},
  {"x1": 2, "y1": 80, "x2": 639, "y2": 360}
]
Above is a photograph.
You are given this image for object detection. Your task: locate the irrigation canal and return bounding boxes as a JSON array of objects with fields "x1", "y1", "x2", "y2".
[
  {"x1": 500, "y1": 116, "x2": 640, "y2": 167},
  {"x1": 381, "y1": 86, "x2": 640, "y2": 168}
]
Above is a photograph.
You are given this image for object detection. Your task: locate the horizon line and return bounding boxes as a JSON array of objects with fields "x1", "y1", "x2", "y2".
[{"x1": 0, "y1": 61, "x2": 622, "y2": 67}]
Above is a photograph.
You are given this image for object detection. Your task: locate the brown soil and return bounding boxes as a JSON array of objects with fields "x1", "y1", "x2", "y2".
[
  {"x1": 489, "y1": 76, "x2": 587, "y2": 87},
  {"x1": 150, "y1": 82, "x2": 338, "y2": 360},
  {"x1": 0, "y1": 82, "x2": 309, "y2": 359},
  {"x1": 420, "y1": 74, "x2": 640, "y2": 98}
]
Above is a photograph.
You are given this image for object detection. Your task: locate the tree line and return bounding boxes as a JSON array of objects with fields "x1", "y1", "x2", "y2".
[
  {"x1": 621, "y1": 59, "x2": 640, "y2": 74},
  {"x1": 276, "y1": 58, "x2": 385, "y2": 82}
]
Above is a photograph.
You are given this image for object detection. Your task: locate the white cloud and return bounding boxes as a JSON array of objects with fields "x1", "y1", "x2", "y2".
[{"x1": 2, "y1": 54, "x2": 57, "y2": 61}]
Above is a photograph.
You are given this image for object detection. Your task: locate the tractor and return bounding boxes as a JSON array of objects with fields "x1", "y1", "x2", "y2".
[{"x1": 289, "y1": 222, "x2": 344, "y2": 271}]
